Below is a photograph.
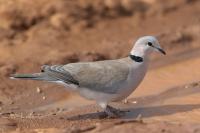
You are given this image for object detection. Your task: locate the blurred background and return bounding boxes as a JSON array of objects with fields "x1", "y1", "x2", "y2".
[{"x1": 0, "y1": 0, "x2": 200, "y2": 132}]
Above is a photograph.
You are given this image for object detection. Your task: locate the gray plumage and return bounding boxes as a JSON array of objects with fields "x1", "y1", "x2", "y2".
[
  {"x1": 11, "y1": 58, "x2": 131, "y2": 94},
  {"x1": 63, "y1": 58, "x2": 131, "y2": 93}
]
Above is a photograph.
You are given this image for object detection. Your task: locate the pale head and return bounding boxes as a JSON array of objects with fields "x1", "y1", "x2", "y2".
[{"x1": 130, "y1": 36, "x2": 166, "y2": 58}]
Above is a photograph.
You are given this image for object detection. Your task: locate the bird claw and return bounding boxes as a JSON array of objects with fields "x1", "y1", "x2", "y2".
[{"x1": 104, "y1": 105, "x2": 129, "y2": 118}]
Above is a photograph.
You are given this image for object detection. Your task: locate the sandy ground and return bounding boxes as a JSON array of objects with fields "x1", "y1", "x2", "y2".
[{"x1": 0, "y1": 0, "x2": 200, "y2": 132}]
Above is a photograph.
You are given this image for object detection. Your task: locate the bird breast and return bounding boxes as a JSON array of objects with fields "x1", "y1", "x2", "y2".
[{"x1": 117, "y1": 62, "x2": 148, "y2": 99}]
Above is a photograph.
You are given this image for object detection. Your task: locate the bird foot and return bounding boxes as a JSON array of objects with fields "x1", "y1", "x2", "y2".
[{"x1": 104, "y1": 105, "x2": 129, "y2": 118}]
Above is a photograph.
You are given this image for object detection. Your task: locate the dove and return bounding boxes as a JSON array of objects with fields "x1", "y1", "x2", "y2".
[{"x1": 11, "y1": 36, "x2": 166, "y2": 117}]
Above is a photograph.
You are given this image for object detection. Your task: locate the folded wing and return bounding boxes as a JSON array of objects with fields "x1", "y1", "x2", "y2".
[{"x1": 63, "y1": 59, "x2": 130, "y2": 94}]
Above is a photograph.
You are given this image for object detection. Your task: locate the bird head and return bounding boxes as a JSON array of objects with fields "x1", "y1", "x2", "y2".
[{"x1": 130, "y1": 36, "x2": 166, "y2": 58}]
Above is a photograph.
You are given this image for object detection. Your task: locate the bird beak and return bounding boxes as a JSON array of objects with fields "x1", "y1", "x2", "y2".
[
  {"x1": 156, "y1": 47, "x2": 166, "y2": 55},
  {"x1": 152, "y1": 45, "x2": 166, "y2": 55}
]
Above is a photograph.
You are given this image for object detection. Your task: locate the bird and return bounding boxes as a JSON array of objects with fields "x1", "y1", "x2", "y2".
[{"x1": 10, "y1": 36, "x2": 166, "y2": 117}]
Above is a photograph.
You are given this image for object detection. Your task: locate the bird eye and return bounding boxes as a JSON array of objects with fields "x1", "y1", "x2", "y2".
[{"x1": 147, "y1": 42, "x2": 153, "y2": 46}]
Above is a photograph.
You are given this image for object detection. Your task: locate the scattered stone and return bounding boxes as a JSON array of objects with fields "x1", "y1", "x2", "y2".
[
  {"x1": 9, "y1": 101, "x2": 14, "y2": 105},
  {"x1": 184, "y1": 85, "x2": 189, "y2": 89},
  {"x1": 42, "y1": 96, "x2": 46, "y2": 100},
  {"x1": 123, "y1": 99, "x2": 128, "y2": 104},
  {"x1": 36, "y1": 87, "x2": 42, "y2": 93},
  {"x1": 132, "y1": 101, "x2": 137, "y2": 104},
  {"x1": 52, "y1": 113, "x2": 57, "y2": 116},
  {"x1": 9, "y1": 113, "x2": 16, "y2": 117},
  {"x1": 29, "y1": 111, "x2": 35, "y2": 116}
]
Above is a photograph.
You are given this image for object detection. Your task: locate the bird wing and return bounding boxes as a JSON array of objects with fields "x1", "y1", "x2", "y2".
[
  {"x1": 41, "y1": 65, "x2": 79, "y2": 85},
  {"x1": 62, "y1": 58, "x2": 130, "y2": 94}
]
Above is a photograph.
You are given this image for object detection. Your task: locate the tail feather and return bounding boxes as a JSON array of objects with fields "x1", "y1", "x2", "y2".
[
  {"x1": 10, "y1": 73, "x2": 53, "y2": 81},
  {"x1": 10, "y1": 65, "x2": 79, "y2": 85}
]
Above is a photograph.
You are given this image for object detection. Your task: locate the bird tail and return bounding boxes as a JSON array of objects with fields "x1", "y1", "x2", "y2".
[
  {"x1": 10, "y1": 65, "x2": 79, "y2": 85},
  {"x1": 10, "y1": 73, "x2": 50, "y2": 81}
]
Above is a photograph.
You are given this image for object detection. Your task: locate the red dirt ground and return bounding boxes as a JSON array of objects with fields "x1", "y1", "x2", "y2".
[{"x1": 0, "y1": 0, "x2": 200, "y2": 132}]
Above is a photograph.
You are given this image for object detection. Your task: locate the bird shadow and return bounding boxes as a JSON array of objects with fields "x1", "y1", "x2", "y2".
[
  {"x1": 67, "y1": 104, "x2": 200, "y2": 120},
  {"x1": 66, "y1": 111, "x2": 109, "y2": 120},
  {"x1": 67, "y1": 82, "x2": 200, "y2": 120},
  {"x1": 123, "y1": 104, "x2": 200, "y2": 119}
]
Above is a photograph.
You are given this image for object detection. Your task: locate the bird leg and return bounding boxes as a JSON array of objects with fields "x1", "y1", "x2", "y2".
[
  {"x1": 104, "y1": 105, "x2": 128, "y2": 118},
  {"x1": 98, "y1": 102, "x2": 128, "y2": 118}
]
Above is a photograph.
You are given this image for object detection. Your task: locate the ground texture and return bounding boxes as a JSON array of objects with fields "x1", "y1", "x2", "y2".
[{"x1": 0, "y1": 0, "x2": 200, "y2": 132}]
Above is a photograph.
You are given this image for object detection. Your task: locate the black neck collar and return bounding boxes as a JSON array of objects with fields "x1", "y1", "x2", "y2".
[{"x1": 129, "y1": 55, "x2": 143, "y2": 62}]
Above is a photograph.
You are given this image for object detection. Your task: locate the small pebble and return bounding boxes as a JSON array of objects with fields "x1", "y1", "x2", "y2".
[
  {"x1": 9, "y1": 113, "x2": 15, "y2": 117},
  {"x1": 132, "y1": 101, "x2": 137, "y2": 104},
  {"x1": 9, "y1": 101, "x2": 14, "y2": 105},
  {"x1": 185, "y1": 85, "x2": 189, "y2": 88},
  {"x1": 42, "y1": 96, "x2": 46, "y2": 100},
  {"x1": 124, "y1": 99, "x2": 128, "y2": 104},
  {"x1": 52, "y1": 113, "x2": 56, "y2": 115},
  {"x1": 29, "y1": 111, "x2": 35, "y2": 116},
  {"x1": 36, "y1": 87, "x2": 42, "y2": 93}
]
